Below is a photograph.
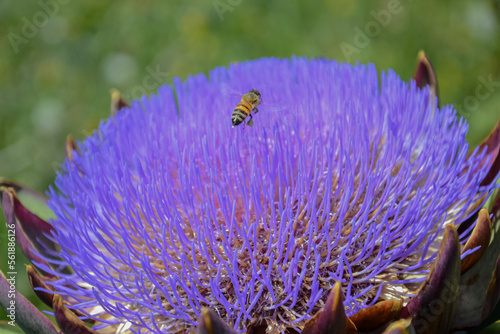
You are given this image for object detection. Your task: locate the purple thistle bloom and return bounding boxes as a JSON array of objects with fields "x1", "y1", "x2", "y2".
[{"x1": 33, "y1": 57, "x2": 494, "y2": 333}]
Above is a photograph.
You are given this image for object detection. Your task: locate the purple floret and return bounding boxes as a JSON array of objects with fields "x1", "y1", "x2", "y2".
[{"x1": 43, "y1": 58, "x2": 492, "y2": 333}]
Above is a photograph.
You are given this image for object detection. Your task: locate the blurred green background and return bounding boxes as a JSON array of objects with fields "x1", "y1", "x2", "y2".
[{"x1": 1, "y1": 0, "x2": 500, "y2": 332}]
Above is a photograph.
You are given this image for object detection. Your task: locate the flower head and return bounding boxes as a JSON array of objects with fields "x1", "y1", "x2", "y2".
[{"x1": 2, "y1": 55, "x2": 500, "y2": 334}]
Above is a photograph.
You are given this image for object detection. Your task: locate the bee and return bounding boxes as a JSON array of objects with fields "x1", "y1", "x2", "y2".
[{"x1": 231, "y1": 89, "x2": 261, "y2": 128}]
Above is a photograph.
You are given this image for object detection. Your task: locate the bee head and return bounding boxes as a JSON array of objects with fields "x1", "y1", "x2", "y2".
[
  {"x1": 248, "y1": 89, "x2": 261, "y2": 104},
  {"x1": 249, "y1": 89, "x2": 261, "y2": 97}
]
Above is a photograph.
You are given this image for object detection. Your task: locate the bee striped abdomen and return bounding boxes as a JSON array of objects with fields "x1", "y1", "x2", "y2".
[{"x1": 232, "y1": 102, "x2": 252, "y2": 126}]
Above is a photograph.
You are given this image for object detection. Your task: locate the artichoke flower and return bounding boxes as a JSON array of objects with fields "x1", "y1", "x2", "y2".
[{"x1": 2, "y1": 52, "x2": 500, "y2": 334}]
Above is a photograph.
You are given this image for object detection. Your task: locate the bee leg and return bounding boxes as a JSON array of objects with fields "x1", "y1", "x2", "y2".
[
  {"x1": 253, "y1": 107, "x2": 259, "y2": 114},
  {"x1": 244, "y1": 114, "x2": 253, "y2": 129}
]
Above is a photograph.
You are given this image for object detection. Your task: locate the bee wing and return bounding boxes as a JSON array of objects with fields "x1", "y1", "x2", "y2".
[{"x1": 220, "y1": 84, "x2": 243, "y2": 99}]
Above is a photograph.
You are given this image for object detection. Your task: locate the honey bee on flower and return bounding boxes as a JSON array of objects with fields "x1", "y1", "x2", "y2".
[{"x1": 231, "y1": 89, "x2": 261, "y2": 128}]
